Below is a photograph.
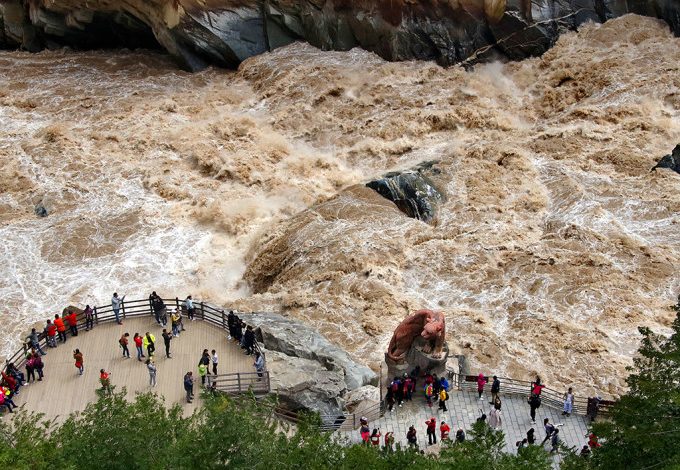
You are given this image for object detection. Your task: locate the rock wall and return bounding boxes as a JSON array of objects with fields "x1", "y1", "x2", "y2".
[
  {"x1": 243, "y1": 311, "x2": 378, "y2": 416},
  {"x1": 0, "y1": 0, "x2": 678, "y2": 70}
]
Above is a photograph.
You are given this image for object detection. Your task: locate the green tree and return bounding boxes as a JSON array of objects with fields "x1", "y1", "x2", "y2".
[{"x1": 591, "y1": 311, "x2": 680, "y2": 470}]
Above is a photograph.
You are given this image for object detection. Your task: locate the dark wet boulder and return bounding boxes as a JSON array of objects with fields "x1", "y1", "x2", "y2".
[
  {"x1": 366, "y1": 163, "x2": 444, "y2": 224},
  {"x1": 34, "y1": 203, "x2": 48, "y2": 217},
  {"x1": 651, "y1": 144, "x2": 680, "y2": 174}
]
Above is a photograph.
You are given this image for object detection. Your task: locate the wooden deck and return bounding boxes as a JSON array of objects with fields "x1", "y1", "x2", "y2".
[{"x1": 9, "y1": 316, "x2": 254, "y2": 419}]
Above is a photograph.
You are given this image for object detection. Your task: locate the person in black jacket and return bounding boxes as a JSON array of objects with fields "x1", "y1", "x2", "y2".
[
  {"x1": 528, "y1": 393, "x2": 541, "y2": 424},
  {"x1": 490, "y1": 376, "x2": 501, "y2": 404},
  {"x1": 243, "y1": 326, "x2": 255, "y2": 355}
]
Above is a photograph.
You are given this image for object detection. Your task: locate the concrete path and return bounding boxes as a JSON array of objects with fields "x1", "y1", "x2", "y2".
[
  {"x1": 336, "y1": 388, "x2": 589, "y2": 462},
  {"x1": 6, "y1": 316, "x2": 253, "y2": 420}
]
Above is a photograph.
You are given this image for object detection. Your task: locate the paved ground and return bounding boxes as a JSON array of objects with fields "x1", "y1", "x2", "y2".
[
  {"x1": 336, "y1": 388, "x2": 590, "y2": 462},
  {"x1": 6, "y1": 316, "x2": 253, "y2": 420}
]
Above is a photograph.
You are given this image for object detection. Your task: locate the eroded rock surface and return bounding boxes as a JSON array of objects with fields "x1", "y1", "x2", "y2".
[
  {"x1": 0, "y1": 0, "x2": 678, "y2": 70},
  {"x1": 246, "y1": 311, "x2": 377, "y2": 390}
]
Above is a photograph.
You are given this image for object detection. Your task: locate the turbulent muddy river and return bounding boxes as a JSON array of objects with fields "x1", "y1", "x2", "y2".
[{"x1": 1, "y1": 15, "x2": 679, "y2": 396}]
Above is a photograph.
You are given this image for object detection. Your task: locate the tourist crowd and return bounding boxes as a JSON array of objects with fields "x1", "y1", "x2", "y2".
[{"x1": 1, "y1": 293, "x2": 265, "y2": 415}]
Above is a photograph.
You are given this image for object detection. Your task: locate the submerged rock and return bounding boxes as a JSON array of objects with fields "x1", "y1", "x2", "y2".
[
  {"x1": 34, "y1": 203, "x2": 48, "y2": 217},
  {"x1": 651, "y1": 144, "x2": 680, "y2": 174},
  {"x1": 366, "y1": 163, "x2": 444, "y2": 224}
]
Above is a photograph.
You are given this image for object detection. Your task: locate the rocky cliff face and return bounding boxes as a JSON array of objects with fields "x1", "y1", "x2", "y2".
[{"x1": 0, "y1": 0, "x2": 678, "y2": 70}]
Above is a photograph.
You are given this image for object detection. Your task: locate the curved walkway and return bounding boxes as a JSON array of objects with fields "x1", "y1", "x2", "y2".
[
  {"x1": 337, "y1": 389, "x2": 589, "y2": 460},
  {"x1": 9, "y1": 316, "x2": 253, "y2": 419}
]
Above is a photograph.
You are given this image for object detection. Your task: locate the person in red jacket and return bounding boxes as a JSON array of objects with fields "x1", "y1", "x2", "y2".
[
  {"x1": 426, "y1": 417, "x2": 437, "y2": 445},
  {"x1": 440, "y1": 420, "x2": 451, "y2": 440},
  {"x1": 133, "y1": 333, "x2": 145, "y2": 361},
  {"x1": 477, "y1": 373, "x2": 487, "y2": 399},
  {"x1": 66, "y1": 311, "x2": 78, "y2": 337},
  {"x1": 45, "y1": 320, "x2": 57, "y2": 348},
  {"x1": 54, "y1": 314, "x2": 67, "y2": 343}
]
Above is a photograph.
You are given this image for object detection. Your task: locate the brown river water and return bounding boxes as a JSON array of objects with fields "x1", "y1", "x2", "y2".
[{"x1": 1, "y1": 15, "x2": 678, "y2": 397}]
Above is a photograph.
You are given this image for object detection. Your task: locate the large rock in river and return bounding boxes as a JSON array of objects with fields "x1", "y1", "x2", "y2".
[{"x1": 245, "y1": 312, "x2": 377, "y2": 390}]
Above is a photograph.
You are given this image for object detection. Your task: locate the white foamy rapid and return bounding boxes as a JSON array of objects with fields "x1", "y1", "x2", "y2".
[{"x1": 1, "y1": 15, "x2": 679, "y2": 396}]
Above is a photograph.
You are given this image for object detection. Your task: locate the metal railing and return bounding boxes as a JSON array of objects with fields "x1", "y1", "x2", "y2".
[
  {"x1": 448, "y1": 369, "x2": 614, "y2": 416},
  {"x1": 273, "y1": 400, "x2": 385, "y2": 432},
  {"x1": 207, "y1": 371, "x2": 270, "y2": 395},
  {"x1": 4, "y1": 296, "x2": 268, "y2": 395}
]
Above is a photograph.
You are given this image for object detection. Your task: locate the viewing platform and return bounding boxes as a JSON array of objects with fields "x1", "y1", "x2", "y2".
[{"x1": 4, "y1": 298, "x2": 267, "y2": 419}]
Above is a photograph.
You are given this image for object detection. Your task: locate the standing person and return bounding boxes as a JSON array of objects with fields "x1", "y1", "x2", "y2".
[
  {"x1": 490, "y1": 375, "x2": 500, "y2": 405},
  {"x1": 526, "y1": 428, "x2": 536, "y2": 445},
  {"x1": 440, "y1": 420, "x2": 451, "y2": 440},
  {"x1": 26, "y1": 328, "x2": 46, "y2": 356},
  {"x1": 370, "y1": 428, "x2": 381, "y2": 447},
  {"x1": 389, "y1": 377, "x2": 402, "y2": 408},
  {"x1": 33, "y1": 353, "x2": 44, "y2": 381},
  {"x1": 563, "y1": 387, "x2": 574, "y2": 416},
  {"x1": 111, "y1": 293, "x2": 125, "y2": 325},
  {"x1": 439, "y1": 375, "x2": 449, "y2": 393},
  {"x1": 493, "y1": 396, "x2": 502, "y2": 411},
  {"x1": 198, "y1": 362, "x2": 208, "y2": 386},
  {"x1": 403, "y1": 375, "x2": 413, "y2": 402},
  {"x1": 171, "y1": 309, "x2": 180, "y2": 337},
  {"x1": 438, "y1": 387, "x2": 449, "y2": 412},
  {"x1": 73, "y1": 349, "x2": 84, "y2": 375},
  {"x1": 143, "y1": 332, "x2": 156, "y2": 357},
  {"x1": 133, "y1": 333, "x2": 145, "y2": 361},
  {"x1": 384, "y1": 431, "x2": 395, "y2": 452},
  {"x1": 54, "y1": 314, "x2": 67, "y2": 343},
  {"x1": 149, "y1": 292, "x2": 167, "y2": 326},
  {"x1": 426, "y1": 417, "x2": 437, "y2": 445},
  {"x1": 66, "y1": 310, "x2": 78, "y2": 337},
  {"x1": 550, "y1": 429, "x2": 561, "y2": 453},
  {"x1": 183, "y1": 371, "x2": 194, "y2": 403},
  {"x1": 99, "y1": 369, "x2": 112, "y2": 394},
  {"x1": 541, "y1": 418, "x2": 555, "y2": 445},
  {"x1": 184, "y1": 295, "x2": 195, "y2": 321},
  {"x1": 199, "y1": 349, "x2": 210, "y2": 371},
  {"x1": 424, "y1": 381, "x2": 434, "y2": 408},
  {"x1": 476, "y1": 373, "x2": 487, "y2": 400},
  {"x1": 83, "y1": 305, "x2": 94, "y2": 331},
  {"x1": 386, "y1": 387, "x2": 395, "y2": 412},
  {"x1": 162, "y1": 329, "x2": 172, "y2": 358},
  {"x1": 146, "y1": 359, "x2": 157, "y2": 387},
  {"x1": 254, "y1": 352, "x2": 264, "y2": 380},
  {"x1": 531, "y1": 376, "x2": 544, "y2": 396},
  {"x1": 406, "y1": 425, "x2": 417, "y2": 448},
  {"x1": 456, "y1": 429, "x2": 466, "y2": 443},
  {"x1": 587, "y1": 396, "x2": 601, "y2": 422},
  {"x1": 528, "y1": 394, "x2": 541, "y2": 424},
  {"x1": 243, "y1": 326, "x2": 255, "y2": 355},
  {"x1": 211, "y1": 350, "x2": 218, "y2": 375},
  {"x1": 359, "y1": 418, "x2": 370, "y2": 443},
  {"x1": 489, "y1": 407, "x2": 502, "y2": 430},
  {"x1": 119, "y1": 332, "x2": 130, "y2": 358},
  {"x1": 227, "y1": 311, "x2": 236, "y2": 339},
  {"x1": 25, "y1": 354, "x2": 36, "y2": 383},
  {"x1": 45, "y1": 320, "x2": 57, "y2": 348}
]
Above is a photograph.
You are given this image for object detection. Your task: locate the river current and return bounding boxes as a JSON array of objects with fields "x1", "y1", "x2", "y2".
[{"x1": 0, "y1": 15, "x2": 678, "y2": 396}]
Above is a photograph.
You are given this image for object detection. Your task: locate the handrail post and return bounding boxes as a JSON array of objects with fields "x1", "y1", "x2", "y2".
[
  {"x1": 200, "y1": 302, "x2": 205, "y2": 321},
  {"x1": 94, "y1": 306, "x2": 99, "y2": 325},
  {"x1": 121, "y1": 299, "x2": 126, "y2": 320},
  {"x1": 221, "y1": 310, "x2": 226, "y2": 330},
  {"x1": 238, "y1": 373, "x2": 241, "y2": 393}
]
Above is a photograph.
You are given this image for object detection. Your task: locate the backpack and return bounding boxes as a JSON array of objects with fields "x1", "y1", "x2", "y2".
[
  {"x1": 425, "y1": 384, "x2": 433, "y2": 397},
  {"x1": 439, "y1": 390, "x2": 448, "y2": 401},
  {"x1": 391, "y1": 381, "x2": 399, "y2": 392}
]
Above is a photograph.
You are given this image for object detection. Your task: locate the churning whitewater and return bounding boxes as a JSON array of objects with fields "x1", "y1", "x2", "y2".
[{"x1": 0, "y1": 14, "x2": 678, "y2": 397}]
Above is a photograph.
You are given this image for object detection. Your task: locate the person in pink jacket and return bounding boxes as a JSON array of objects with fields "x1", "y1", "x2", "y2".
[{"x1": 477, "y1": 373, "x2": 487, "y2": 399}]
